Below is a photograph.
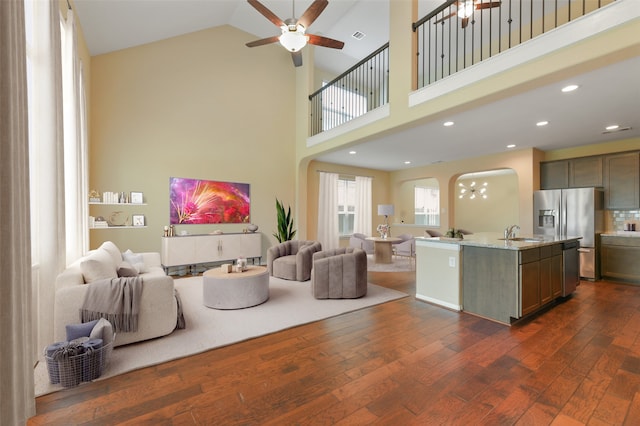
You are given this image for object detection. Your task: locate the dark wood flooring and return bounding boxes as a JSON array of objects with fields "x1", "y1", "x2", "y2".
[{"x1": 29, "y1": 271, "x2": 640, "y2": 425}]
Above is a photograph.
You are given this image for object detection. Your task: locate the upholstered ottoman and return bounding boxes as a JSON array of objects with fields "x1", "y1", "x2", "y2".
[{"x1": 202, "y1": 265, "x2": 269, "y2": 309}]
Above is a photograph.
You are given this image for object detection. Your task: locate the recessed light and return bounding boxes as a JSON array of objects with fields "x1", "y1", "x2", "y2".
[
  {"x1": 404, "y1": 161, "x2": 411, "y2": 165},
  {"x1": 536, "y1": 121, "x2": 549, "y2": 127},
  {"x1": 562, "y1": 84, "x2": 579, "y2": 92},
  {"x1": 507, "y1": 144, "x2": 516, "y2": 148},
  {"x1": 443, "y1": 121, "x2": 454, "y2": 127},
  {"x1": 605, "y1": 125, "x2": 620, "y2": 131},
  {"x1": 349, "y1": 151, "x2": 356, "y2": 155}
]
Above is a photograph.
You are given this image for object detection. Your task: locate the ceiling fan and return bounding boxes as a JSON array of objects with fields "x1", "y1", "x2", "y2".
[
  {"x1": 245, "y1": 0, "x2": 345, "y2": 67},
  {"x1": 434, "y1": 0, "x2": 501, "y2": 29}
]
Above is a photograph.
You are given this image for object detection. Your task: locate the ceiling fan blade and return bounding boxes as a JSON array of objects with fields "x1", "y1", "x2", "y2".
[
  {"x1": 461, "y1": 17, "x2": 470, "y2": 28},
  {"x1": 297, "y1": 0, "x2": 328, "y2": 29},
  {"x1": 247, "y1": 0, "x2": 284, "y2": 27},
  {"x1": 475, "y1": 1, "x2": 501, "y2": 10},
  {"x1": 433, "y1": 12, "x2": 457, "y2": 25},
  {"x1": 307, "y1": 34, "x2": 344, "y2": 49},
  {"x1": 245, "y1": 35, "x2": 280, "y2": 48},
  {"x1": 291, "y1": 51, "x2": 303, "y2": 67}
]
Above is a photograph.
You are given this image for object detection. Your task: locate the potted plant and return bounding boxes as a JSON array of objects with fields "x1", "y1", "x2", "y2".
[{"x1": 273, "y1": 198, "x2": 296, "y2": 242}]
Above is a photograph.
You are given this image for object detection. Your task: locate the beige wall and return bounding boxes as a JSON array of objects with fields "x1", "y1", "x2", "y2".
[{"x1": 89, "y1": 25, "x2": 297, "y2": 257}]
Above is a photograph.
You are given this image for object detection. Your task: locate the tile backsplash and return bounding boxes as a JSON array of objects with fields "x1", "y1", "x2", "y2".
[{"x1": 607, "y1": 210, "x2": 640, "y2": 231}]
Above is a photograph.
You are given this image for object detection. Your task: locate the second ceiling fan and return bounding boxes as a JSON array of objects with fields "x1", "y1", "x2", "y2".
[
  {"x1": 245, "y1": 0, "x2": 345, "y2": 67},
  {"x1": 435, "y1": 0, "x2": 501, "y2": 29}
]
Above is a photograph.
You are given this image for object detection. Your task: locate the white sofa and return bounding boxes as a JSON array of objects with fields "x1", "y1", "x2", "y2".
[{"x1": 54, "y1": 241, "x2": 178, "y2": 347}]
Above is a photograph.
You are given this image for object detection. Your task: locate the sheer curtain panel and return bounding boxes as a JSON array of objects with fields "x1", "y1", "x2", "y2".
[
  {"x1": 61, "y1": 9, "x2": 89, "y2": 262},
  {"x1": 353, "y1": 176, "x2": 372, "y2": 235},
  {"x1": 0, "y1": 0, "x2": 36, "y2": 422},
  {"x1": 317, "y1": 172, "x2": 339, "y2": 250}
]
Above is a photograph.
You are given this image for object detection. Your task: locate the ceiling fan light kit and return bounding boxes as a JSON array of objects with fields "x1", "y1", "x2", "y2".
[
  {"x1": 246, "y1": 0, "x2": 344, "y2": 67},
  {"x1": 279, "y1": 23, "x2": 308, "y2": 52}
]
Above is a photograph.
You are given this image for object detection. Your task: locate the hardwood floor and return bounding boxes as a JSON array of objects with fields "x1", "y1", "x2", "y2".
[{"x1": 29, "y1": 271, "x2": 640, "y2": 425}]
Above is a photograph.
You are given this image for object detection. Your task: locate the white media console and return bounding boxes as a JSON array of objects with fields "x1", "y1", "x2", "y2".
[{"x1": 161, "y1": 233, "x2": 261, "y2": 271}]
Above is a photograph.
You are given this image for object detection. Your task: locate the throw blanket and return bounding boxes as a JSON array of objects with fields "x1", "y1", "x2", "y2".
[
  {"x1": 174, "y1": 289, "x2": 186, "y2": 330},
  {"x1": 81, "y1": 277, "x2": 143, "y2": 333}
]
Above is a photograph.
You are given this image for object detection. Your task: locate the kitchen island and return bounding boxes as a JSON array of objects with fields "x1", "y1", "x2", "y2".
[{"x1": 416, "y1": 232, "x2": 581, "y2": 325}]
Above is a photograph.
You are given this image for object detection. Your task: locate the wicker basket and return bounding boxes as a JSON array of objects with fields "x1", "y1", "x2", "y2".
[{"x1": 45, "y1": 337, "x2": 114, "y2": 388}]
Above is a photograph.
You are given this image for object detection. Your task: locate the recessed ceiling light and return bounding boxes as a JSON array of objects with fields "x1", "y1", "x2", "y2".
[
  {"x1": 562, "y1": 84, "x2": 579, "y2": 92},
  {"x1": 605, "y1": 125, "x2": 620, "y2": 131},
  {"x1": 349, "y1": 151, "x2": 356, "y2": 155},
  {"x1": 536, "y1": 121, "x2": 549, "y2": 127},
  {"x1": 507, "y1": 144, "x2": 516, "y2": 148},
  {"x1": 404, "y1": 161, "x2": 411, "y2": 165},
  {"x1": 443, "y1": 121, "x2": 454, "y2": 127}
]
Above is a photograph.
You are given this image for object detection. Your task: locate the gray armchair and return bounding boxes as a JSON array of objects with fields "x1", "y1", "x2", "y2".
[
  {"x1": 348, "y1": 233, "x2": 374, "y2": 254},
  {"x1": 311, "y1": 248, "x2": 367, "y2": 299},
  {"x1": 393, "y1": 234, "x2": 415, "y2": 258},
  {"x1": 267, "y1": 240, "x2": 322, "y2": 281}
]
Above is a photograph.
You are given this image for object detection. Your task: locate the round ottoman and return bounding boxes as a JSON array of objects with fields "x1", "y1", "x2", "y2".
[{"x1": 202, "y1": 265, "x2": 269, "y2": 309}]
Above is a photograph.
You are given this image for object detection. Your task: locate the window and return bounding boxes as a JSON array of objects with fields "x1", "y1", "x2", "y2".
[
  {"x1": 337, "y1": 177, "x2": 356, "y2": 235},
  {"x1": 415, "y1": 186, "x2": 440, "y2": 226},
  {"x1": 321, "y1": 82, "x2": 367, "y2": 131}
]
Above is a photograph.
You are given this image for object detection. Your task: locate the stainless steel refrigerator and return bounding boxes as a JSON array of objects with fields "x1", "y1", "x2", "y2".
[{"x1": 533, "y1": 188, "x2": 604, "y2": 280}]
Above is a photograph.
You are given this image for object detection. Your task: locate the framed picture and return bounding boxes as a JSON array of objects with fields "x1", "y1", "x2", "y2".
[
  {"x1": 132, "y1": 214, "x2": 145, "y2": 227},
  {"x1": 130, "y1": 191, "x2": 143, "y2": 204}
]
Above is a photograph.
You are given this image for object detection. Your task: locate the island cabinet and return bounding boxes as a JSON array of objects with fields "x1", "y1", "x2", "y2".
[
  {"x1": 601, "y1": 235, "x2": 640, "y2": 283},
  {"x1": 463, "y1": 242, "x2": 565, "y2": 324}
]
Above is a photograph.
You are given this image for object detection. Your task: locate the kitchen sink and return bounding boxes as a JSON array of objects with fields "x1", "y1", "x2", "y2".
[{"x1": 498, "y1": 237, "x2": 543, "y2": 242}]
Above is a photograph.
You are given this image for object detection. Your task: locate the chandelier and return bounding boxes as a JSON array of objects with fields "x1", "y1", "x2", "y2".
[{"x1": 458, "y1": 180, "x2": 488, "y2": 199}]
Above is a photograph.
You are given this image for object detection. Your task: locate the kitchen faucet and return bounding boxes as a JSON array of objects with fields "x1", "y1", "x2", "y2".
[{"x1": 504, "y1": 224, "x2": 520, "y2": 239}]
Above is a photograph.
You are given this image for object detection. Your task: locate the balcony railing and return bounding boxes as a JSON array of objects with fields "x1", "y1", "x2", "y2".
[
  {"x1": 413, "y1": 0, "x2": 616, "y2": 89},
  {"x1": 309, "y1": 43, "x2": 389, "y2": 136}
]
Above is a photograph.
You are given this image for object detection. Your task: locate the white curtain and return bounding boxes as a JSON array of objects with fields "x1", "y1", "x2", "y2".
[
  {"x1": 27, "y1": 0, "x2": 67, "y2": 361},
  {"x1": 61, "y1": 9, "x2": 89, "y2": 263},
  {"x1": 0, "y1": 0, "x2": 36, "y2": 422},
  {"x1": 353, "y1": 176, "x2": 372, "y2": 235},
  {"x1": 317, "y1": 172, "x2": 339, "y2": 250}
]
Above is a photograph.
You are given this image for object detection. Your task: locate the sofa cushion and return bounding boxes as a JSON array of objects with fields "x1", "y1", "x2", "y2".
[
  {"x1": 66, "y1": 319, "x2": 99, "y2": 341},
  {"x1": 80, "y1": 249, "x2": 118, "y2": 283},
  {"x1": 117, "y1": 261, "x2": 139, "y2": 277}
]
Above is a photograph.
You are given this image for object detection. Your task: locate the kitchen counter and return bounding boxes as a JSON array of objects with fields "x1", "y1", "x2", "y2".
[
  {"x1": 601, "y1": 231, "x2": 640, "y2": 237},
  {"x1": 416, "y1": 233, "x2": 581, "y2": 325},
  {"x1": 418, "y1": 232, "x2": 581, "y2": 250}
]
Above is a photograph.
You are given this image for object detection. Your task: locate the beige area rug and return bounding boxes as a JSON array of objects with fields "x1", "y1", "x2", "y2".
[
  {"x1": 366, "y1": 255, "x2": 415, "y2": 272},
  {"x1": 34, "y1": 276, "x2": 407, "y2": 396}
]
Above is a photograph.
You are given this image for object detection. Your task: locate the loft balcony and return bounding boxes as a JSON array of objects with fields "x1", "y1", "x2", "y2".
[{"x1": 309, "y1": 0, "x2": 627, "y2": 140}]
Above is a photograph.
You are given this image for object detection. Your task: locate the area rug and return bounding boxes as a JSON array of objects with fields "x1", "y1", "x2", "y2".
[
  {"x1": 34, "y1": 276, "x2": 407, "y2": 396},
  {"x1": 366, "y1": 255, "x2": 415, "y2": 272}
]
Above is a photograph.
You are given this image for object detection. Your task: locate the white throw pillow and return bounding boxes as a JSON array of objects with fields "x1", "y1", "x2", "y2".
[
  {"x1": 100, "y1": 241, "x2": 123, "y2": 266},
  {"x1": 80, "y1": 249, "x2": 118, "y2": 283},
  {"x1": 122, "y1": 249, "x2": 148, "y2": 273}
]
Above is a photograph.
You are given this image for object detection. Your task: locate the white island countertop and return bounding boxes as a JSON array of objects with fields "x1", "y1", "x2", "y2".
[{"x1": 416, "y1": 232, "x2": 581, "y2": 250}]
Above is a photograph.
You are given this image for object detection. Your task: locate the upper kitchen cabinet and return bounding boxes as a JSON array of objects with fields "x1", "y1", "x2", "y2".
[
  {"x1": 569, "y1": 156, "x2": 603, "y2": 188},
  {"x1": 540, "y1": 161, "x2": 569, "y2": 189},
  {"x1": 604, "y1": 152, "x2": 640, "y2": 209},
  {"x1": 541, "y1": 156, "x2": 604, "y2": 189}
]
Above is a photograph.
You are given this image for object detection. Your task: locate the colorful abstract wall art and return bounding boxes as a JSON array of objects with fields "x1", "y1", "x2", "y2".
[{"x1": 169, "y1": 177, "x2": 250, "y2": 224}]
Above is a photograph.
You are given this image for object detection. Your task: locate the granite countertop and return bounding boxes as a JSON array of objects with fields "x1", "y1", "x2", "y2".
[
  {"x1": 416, "y1": 232, "x2": 581, "y2": 250},
  {"x1": 601, "y1": 231, "x2": 640, "y2": 238}
]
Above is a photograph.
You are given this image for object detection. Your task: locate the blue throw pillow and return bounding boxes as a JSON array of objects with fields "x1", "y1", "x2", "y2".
[{"x1": 66, "y1": 319, "x2": 99, "y2": 341}]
